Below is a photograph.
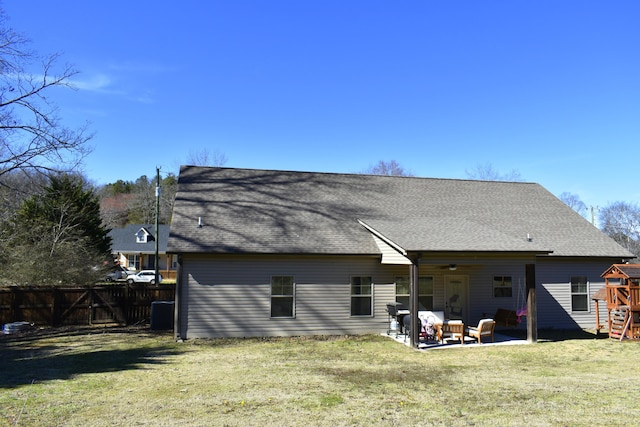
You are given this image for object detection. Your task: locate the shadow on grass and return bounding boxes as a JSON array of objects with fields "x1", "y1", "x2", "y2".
[
  {"x1": 316, "y1": 361, "x2": 455, "y2": 391},
  {"x1": 0, "y1": 326, "x2": 181, "y2": 389},
  {"x1": 498, "y1": 328, "x2": 609, "y2": 342}
]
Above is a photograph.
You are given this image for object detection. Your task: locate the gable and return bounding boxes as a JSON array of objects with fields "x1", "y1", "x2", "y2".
[
  {"x1": 135, "y1": 227, "x2": 152, "y2": 243},
  {"x1": 601, "y1": 263, "x2": 640, "y2": 279}
]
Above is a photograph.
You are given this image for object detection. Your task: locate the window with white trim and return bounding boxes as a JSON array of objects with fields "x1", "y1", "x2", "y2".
[
  {"x1": 395, "y1": 276, "x2": 434, "y2": 309},
  {"x1": 493, "y1": 276, "x2": 513, "y2": 298},
  {"x1": 136, "y1": 229, "x2": 148, "y2": 243},
  {"x1": 571, "y1": 276, "x2": 589, "y2": 312},
  {"x1": 127, "y1": 254, "x2": 140, "y2": 270},
  {"x1": 271, "y1": 276, "x2": 295, "y2": 318},
  {"x1": 351, "y1": 276, "x2": 373, "y2": 316}
]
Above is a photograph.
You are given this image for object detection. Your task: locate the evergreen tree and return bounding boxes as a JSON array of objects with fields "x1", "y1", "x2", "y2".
[{"x1": 2, "y1": 174, "x2": 111, "y2": 285}]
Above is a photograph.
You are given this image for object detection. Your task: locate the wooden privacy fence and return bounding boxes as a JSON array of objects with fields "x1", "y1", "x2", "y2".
[{"x1": 0, "y1": 284, "x2": 175, "y2": 326}]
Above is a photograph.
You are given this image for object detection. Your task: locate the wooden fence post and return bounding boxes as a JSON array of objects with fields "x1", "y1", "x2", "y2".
[
  {"x1": 52, "y1": 287, "x2": 59, "y2": 326},
  {"x1": 125, "y1": 282, "x2": 130, "y2": 324},
  {"x1": 88, "y1": 286, "x2": 93, "y2": 326},
  {"x1": 11, "y1": 287, "x2": 19, "y2": 323}
]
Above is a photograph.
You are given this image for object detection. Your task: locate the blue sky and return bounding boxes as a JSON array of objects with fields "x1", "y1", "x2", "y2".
[{"x1": 4, "y1": 1, "x2": 640, "y2": 210}]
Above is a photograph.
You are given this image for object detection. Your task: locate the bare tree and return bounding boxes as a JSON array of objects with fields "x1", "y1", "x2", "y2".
[
  {"x1": 599, "y1": 201, "x2": 640, "y2": 257},
  {"x1": 187, "y1": 148, "x2": 228, "y2": 167},
  {"x1": 362, "y1": 160, "x2": 414, "y2": 176},
  {"x1": 0, "y1": 9, "x2": 91, "y2": 179},
  {"x1": 126, "y1": 175, "x2": 156, "y2": 224},
  {"x1": 559, "y1": 192, "x2": 588, "y2": 218},
  {"x1": 0, "y1": 169, "x2": 47, "y2": 221},
  {"x1": 99, "y1": 173, "x2": 177, "y2": 227},
  {"x1": 465, "y1": 162, "x2": 523, "y2": 182}
]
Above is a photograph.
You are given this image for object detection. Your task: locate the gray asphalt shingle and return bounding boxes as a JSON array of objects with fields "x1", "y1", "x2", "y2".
[
  {"x1": 167, "y1": 166, "x2": 633, "y2": 258},
  {"x1": 108, "y1": 224, "x2": 169, "y2": 254}
]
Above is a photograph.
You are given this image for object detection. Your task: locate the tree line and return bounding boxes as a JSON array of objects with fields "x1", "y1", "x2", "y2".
[{"x1": 2, "y1": 160, "x2": 640, "y2": 286}]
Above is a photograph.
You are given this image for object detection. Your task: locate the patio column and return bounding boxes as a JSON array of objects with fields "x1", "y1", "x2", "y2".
[
  {"x1": 526, "y1": 263, "x2": 537, "y2": 343},
  {"x1": 409, "y1": 259, "x2": 420, "y2": 348}
]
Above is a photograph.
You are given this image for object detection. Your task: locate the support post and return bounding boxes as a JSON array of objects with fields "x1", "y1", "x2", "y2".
[
  {"x1": 594, "y1": 299, "x2": 601, "y2": 335},
  {"x1": 526, "y1": 263, "x2": 537, "y2": 343},
  {"x1": 409, "y1": 259, "x2": 420, "y2": 348}
]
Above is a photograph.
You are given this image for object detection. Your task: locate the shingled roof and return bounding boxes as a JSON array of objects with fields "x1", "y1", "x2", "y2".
[
  {"x1": 109, "y1": 224, "x2": 169, "y2": 254},
  {"x1": 167, "y1": 166, "x2": 633, "y2": 259},
  {"x1": 601, "y1": 263, "x2": 640, "y2": 279}
]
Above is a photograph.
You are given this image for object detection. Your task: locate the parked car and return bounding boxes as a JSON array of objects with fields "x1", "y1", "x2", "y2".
[
  {"x1": 105, "y1": 266, "x2": 134, "y2": 282},
  {"x1": 127, "y1": 270, "x2": 163, "y2": 285}
]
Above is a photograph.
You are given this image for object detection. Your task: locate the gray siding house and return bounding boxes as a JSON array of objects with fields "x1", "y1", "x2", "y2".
[{"x1": 167, "y1": 166, "x2": 633, "y2": 342}]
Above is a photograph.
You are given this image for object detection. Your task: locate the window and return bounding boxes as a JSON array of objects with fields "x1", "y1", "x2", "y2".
[
  {"x1": 136, "y1": 229, "x2": 148, "y2": 243},
  {"x1": 493, "y1": 276, "x2": 513, "y2": 298},
  {"x1": 395, "y1": 276, "x2": 434, "y2": 309},
  {"x1": 127, "y1": 254, "x2": 140, "y2": 270},
  {"x1": 271, "y1": 276, "x2": 295, "y2": 318},
  {"x1": 571, "y1": 276, "x2": 589, "y2": 312},
  {"x1": 351, "y1": 276, "x2": 373, "y2": 316}
]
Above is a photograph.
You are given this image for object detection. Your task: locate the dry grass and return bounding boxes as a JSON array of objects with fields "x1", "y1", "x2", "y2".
[{"x1": 1, "y1": 327, "x2": 639, "y2": 426}]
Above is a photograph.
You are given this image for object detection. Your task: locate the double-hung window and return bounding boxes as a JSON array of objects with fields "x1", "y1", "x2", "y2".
[
  {"x1": 493, "y1": 276, "x2": 513, "y2": 298},
  {"x1": 271, "y1": 276, "x2": 295, "y2": 318},
  {"x1": 351, "y1": 276, "x2": 373, "y2": 316},
  {"x1": 571, "y1": 276, "x2": 589, "y2": 312},
  {"x1": 395, "y1": 276, "x2": 434, "y2": 309},
  {"x1": 127, "y1": 254, "x2": 140, "y2": 270}
]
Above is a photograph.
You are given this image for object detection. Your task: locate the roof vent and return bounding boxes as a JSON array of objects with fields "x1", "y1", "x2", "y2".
[
  {"x1": 527, "y1": 233, "x2": 533, "y2": 242},
  {"x1": 198, "y1": 217, "x2": 203, "y2": 228}
]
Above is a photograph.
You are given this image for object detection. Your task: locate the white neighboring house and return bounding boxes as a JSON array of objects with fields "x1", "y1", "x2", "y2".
[
  {"x1": 108, "y1": 224, "x2": 176, "y2": 280},
  {"x1": 167, "y1": 166, "x2": 634, "y2": 341}
]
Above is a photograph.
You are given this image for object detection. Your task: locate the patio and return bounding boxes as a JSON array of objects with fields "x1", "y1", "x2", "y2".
[{"x1": 385, "y1": 329, "x2": 530, "y2": 350}]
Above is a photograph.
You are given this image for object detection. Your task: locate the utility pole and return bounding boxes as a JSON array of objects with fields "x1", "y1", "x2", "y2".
[{"x1": 155, "y1": 167, "x2": 160, "y2": 285}]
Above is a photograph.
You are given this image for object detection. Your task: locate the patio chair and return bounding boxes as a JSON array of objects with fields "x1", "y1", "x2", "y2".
[
  {"x1": 440, "y1": 320, "x2": 464, "y2": 344},
  {"x1": 466, "y1": 319, "x2": 496, "y2": 344}
]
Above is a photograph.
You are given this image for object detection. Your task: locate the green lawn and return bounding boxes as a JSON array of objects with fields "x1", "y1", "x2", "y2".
[{"x1": 1, "y1": 327, "x2": 639, "y2": 426}]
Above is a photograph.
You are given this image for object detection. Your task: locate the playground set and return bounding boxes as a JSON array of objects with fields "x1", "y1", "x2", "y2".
[{"x1": 596, "y1": 264, "x2": 640, "y2": 340}]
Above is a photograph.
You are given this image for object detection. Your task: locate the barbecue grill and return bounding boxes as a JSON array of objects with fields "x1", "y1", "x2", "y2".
[{"x1": 386, "y1": 302, "x2": 409, "y2": 336}]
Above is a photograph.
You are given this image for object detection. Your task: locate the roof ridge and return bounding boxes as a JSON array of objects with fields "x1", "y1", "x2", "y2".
[{"x1": 180, "y1": 165, "x2": 540, "y2": 186}]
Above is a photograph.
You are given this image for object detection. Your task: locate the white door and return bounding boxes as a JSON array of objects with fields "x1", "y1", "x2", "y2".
[{"x1": 444, "y1": 275, "x2": 469, "y2": 321}]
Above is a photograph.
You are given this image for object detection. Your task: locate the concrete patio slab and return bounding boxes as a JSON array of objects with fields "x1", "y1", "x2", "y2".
[{"x1": 384, "y1": 330, "x2": 530, "y2": 350}]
